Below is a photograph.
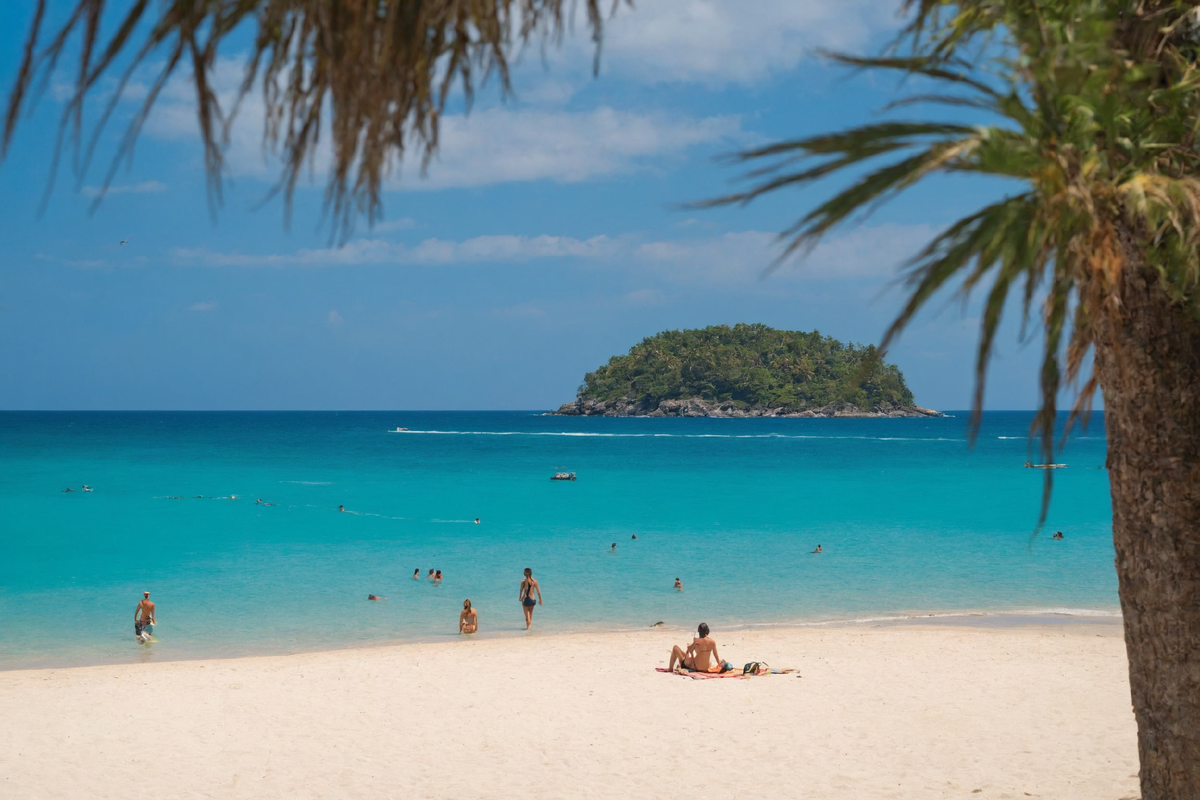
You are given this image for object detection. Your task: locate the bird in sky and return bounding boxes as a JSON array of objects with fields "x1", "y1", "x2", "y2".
[{"x1": 119, "y1": 237, "x2": 130, "y2": 246}]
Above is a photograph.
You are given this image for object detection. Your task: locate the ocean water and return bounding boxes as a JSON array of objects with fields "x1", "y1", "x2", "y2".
[{"x1": 0, "y1": 411, "x2": 1117, "y2": 669}]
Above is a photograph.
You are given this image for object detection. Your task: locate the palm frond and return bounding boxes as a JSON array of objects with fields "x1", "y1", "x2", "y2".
[
  {"x1": 702, "y1": 0, "x2": 1200, "y2": 523},
  {"x1": 4, "y1": 0, "x2": 619, "y2": 241}
]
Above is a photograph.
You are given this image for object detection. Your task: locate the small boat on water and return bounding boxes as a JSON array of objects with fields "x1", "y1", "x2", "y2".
[
  {"x1": 391, "y1": 427, "x2": 410, "y2": 432},
  {"x1": 1025, "y1": 462, "x2": 1067, "y2": 469},
  {"x1": 551, "y1": 472, "x2": 577, "y2": 481}
]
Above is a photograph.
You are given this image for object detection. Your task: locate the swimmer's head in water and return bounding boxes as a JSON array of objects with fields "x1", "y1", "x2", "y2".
[
  {"x1": 463, "y1": 599, "x2": 471, "y2": 610},
  {"x1": 698, "y1": 622, "x2": 709, "y2": 638},
  {"x1": 524, "y1": 567, "x2": 532, "y2": 577},
  {"x1": 428, "y1": 569, "x2": 435, "y2": 575}
]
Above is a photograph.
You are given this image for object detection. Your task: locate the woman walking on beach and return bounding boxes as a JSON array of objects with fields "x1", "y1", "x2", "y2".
[{"x1": 519, "y1": 568, "x2": 542, "y2": 630}]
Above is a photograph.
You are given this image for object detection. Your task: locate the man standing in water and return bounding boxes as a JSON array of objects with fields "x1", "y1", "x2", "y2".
[
  {"x1": 519, "y1": 568, "x2": 542, "y2": 630},
  {"x1": 134, "y1": 591, "x2": 156, "y2": 641}
]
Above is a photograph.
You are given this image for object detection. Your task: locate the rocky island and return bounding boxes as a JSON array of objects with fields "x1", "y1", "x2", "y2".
[{"x1": 553, "y1": 324, "x2": 941, "y2": 418}]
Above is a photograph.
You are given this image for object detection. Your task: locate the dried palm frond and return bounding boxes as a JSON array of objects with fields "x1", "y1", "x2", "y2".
[{"x1": 4, "y1": 0, "x2": 617, "y2": 240}]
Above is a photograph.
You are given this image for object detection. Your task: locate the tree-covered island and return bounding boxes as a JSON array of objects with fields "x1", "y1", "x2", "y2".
[{"x1": 554, "y1": 324, "x2": 940, "y2": 418}]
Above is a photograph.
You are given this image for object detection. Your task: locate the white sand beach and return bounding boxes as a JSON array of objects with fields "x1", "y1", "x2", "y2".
[{"x1": 0, "y1": 623, "x2": 1138, "y2": 799}]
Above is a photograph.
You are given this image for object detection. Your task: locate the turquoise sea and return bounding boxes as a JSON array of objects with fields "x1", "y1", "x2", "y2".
[{"x1": 0, "y1": 411, "x2": 1117, "y2": 669}]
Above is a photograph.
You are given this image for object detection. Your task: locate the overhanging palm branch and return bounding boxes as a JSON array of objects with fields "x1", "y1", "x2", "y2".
[
  {"x1": 701, "y1": 0, "x2": 1200, "y2": 519},
  {"x1": 3, "y1": 0, "x2": 617, "y2": 239}
]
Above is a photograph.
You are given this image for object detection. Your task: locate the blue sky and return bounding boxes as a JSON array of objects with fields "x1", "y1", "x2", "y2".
[{"x1": 0, "y1": 1, "x2": 1059, "y2": 411}]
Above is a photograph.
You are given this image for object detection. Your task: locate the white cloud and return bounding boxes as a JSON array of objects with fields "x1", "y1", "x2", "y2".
[
  {"x1": 634, "y1": 223, "x2": 938, "y2": 283},
  {"x1": 577, "y1": 0, "x2": 897, "y2": 86},
  {"x1": 328, "y1": 310, "x2": 343, "y2": 325},
  {"x1": 408, "y1": 108, "x2": 742, "y2": 189},
  {"x1": 493, "y1": 304, "x2": 547, "y2": 318},
  {"x1": 189, "y1": 301, "x2": 217, "y2": 311},
  {"x1": 170, "y1": 222, "x2": 935, "y2": 282},
  {"x1": 81, "y1": 180, "x2": 168, "y2": 198},
  {"x1": 143, "y1": 59, "x2": 742, "y2": 189},
  {"x1": 624, "y1": 288, "x2": 666, "y2": 305},
  {"x1": 173, "y1": 233, "x2": 621, "y2": 268},
  {"x1": 370, "y1": 217, "x2": 418, "y2": 232}
]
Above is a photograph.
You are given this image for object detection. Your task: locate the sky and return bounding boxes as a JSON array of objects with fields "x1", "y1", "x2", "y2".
[{"x1": 0, "y1": 1, "x2": 1066, "y2": 411}]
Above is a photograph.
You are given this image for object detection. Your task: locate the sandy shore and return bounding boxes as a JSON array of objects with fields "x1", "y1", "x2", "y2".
[{"x1": 0, "y1": 623, "x2": 1138, "y2": 799}]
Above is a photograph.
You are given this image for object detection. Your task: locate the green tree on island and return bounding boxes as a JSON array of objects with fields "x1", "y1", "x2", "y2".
[
  {"x1": 564, "y1": 324, "x2": 920, "y2": 415},
  {"x1": 5, "y1": 1, "x2": 1200, "y2": 796}
]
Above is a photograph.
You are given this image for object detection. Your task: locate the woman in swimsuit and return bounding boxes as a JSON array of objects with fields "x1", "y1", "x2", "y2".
[
  {"x1": 459, "y1": 599, "x2": 478, "y2": 634},
  {"x1": 669, "y1": 622, "x2": 722, "y2": 673},
  {"x1": 519, "y1": 567, "x2": 542, "y2": 630}
]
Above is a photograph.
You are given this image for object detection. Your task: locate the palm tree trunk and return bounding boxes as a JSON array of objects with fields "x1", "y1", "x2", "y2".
[{"x1": 1092, "y1": 236, "x2": 1200, "y2": 799}]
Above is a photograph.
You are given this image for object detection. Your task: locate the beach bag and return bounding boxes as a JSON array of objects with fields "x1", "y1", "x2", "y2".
[{"x1": 743, "y1": 661, "x2": 768, "y2": 675}]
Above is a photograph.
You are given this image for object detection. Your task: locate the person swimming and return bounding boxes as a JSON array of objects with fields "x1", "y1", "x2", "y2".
[
  {"x1": 631, "y1": 534, "x2": 637, "y2": 539},
  {"x1": 610, "y1": 542, "x2": 617, "y2": 552},
  {"x1": 459, "y1": 599, "x2": 478, "y2": 634},
  {"x1": 82, "y1": 485, "x2": 94, "y2": 493},
  {"x1": 811, "y1": 545, "x2": 823, "y2": 553},
  {"x1": 434, "y1": 570, "x2": 443, "y2": 583},
  {"x1": 368, "y1": 594, "x2": 386, "y2": 600},
  {"x1": 674, "y1": 578, "x2": 683, "y2": 591},
  {"x1": 413, "y1": 569, "x2": 421, "y2": 580},
  {"x1": 61, "y1": 487, "x2": 74, "y2": 493},
  {"x1": 1053, "y1": 531, "x2": 1064, "y2": 540},
  {"x1": 338, "y1": 505, "x2": 346, "y2": 513},
  {"x1": 474, "y1": 518, "x2": 480, "y2": 524}
]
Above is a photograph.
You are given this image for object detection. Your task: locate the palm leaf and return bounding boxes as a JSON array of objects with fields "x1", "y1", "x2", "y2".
[{"x1": 3, "y1": 0, "x2": 620, "y2": 241}]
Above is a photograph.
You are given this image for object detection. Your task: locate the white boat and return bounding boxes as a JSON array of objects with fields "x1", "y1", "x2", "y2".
[
  {"x1": 391, "y1": 427, "x2": 410, "y2": 433},
  {"x1": 551, "y1": 472, "x2": 577, "y2": 481},
  {"x1": 1025, "y1": 462, "x2": 1067, "y2": 469}
]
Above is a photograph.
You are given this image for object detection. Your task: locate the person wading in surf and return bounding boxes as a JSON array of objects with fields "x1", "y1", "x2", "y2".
[
  {"x1": 519, "y1": 568, "x2": 542, "y2": 630},
  {"x1": 134, "y1": 591, "x2": 156, "y2": 641}
]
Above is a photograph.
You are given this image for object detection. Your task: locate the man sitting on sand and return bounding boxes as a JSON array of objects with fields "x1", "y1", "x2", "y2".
[
  {"x1": 669, "y1": 622, "x2": 722, "y2": 673},
  {"x1": 460, "y1": 599, "x2": 478, "y2": 634}
]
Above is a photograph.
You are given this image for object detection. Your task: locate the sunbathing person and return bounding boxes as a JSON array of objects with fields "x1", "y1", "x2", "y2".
[
  {"x1": 459, "y1": 599, "x2": 478, "y2": 634},
  {"x1": 669, "y1": 622, "x2": 722, "y2": 673}
]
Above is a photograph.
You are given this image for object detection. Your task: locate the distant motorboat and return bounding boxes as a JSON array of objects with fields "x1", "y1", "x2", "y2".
[
  {"x1": 391, "y1": 427, "x2": 410, "y2": 433},
  {"x1": 551, "y1": 472, "x2": 577, "y2": 481},
  {"x1": 1025, "y1": 462, "x2": 1067, "y2": 469}
]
